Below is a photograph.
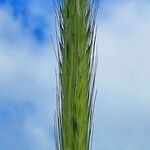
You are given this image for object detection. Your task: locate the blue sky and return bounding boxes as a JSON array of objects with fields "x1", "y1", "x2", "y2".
[{"x1": 0, "y1": 0, "x2": 150, "y2": 150}]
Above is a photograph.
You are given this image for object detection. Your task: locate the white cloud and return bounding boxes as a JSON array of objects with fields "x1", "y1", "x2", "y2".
[
  {"x1": 0, "y1": 7, "x2": 56, "y2": 150},
  {"x1": 93, "y1": 1, "x2": 150, "y2": 149},
  {"x1": 24, "y1": 117, "x2": 52, "y2": 150},
  {"x1": 97, "y1": 0, "x2": 150, "y2": 104}
]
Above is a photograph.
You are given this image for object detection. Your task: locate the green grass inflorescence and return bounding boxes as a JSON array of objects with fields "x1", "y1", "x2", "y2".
[{"x1": 55, "y1": 0, "x2": 99, "y2": 149}]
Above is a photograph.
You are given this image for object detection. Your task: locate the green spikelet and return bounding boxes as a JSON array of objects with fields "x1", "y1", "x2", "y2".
[{"x1": 55, "y1": 0, "x2": 98, "y2": 150}]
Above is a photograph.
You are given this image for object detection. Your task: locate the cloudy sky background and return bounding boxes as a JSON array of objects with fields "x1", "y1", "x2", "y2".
[{"x1": 0, "y1": 0, "x2": 150, "y2": 150}]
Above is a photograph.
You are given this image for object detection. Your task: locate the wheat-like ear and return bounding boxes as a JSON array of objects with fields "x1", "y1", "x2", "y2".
[{"x1": 54, "y1": 0, "x2": 99, "y2": 150}]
